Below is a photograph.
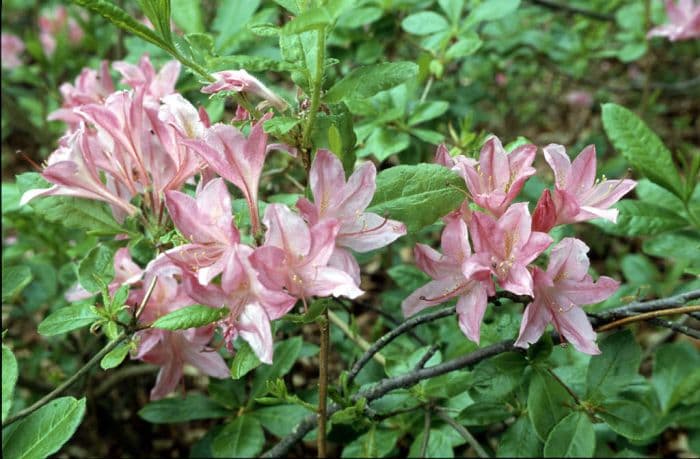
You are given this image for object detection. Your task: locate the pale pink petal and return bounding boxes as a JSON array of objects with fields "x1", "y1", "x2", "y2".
[
  {"x1": 434, "y1": 143, "x2": 453, "y2": 167},
  {"x1": 543, "y1": 144, "x2": 572, "y2": 189},
  {"x1": 557, "y1": 276, "x2": 619, "y2": 306},
  {"x1": 238, "y1": 305, "x2": 274, "y2": 364},
  {"x1": 263, "y1": 204, "x2": 311, "y2": 258},
  {"x1": 519, "y1": 232, "x2": 553, "y2": 266},
  {"x1": 304, "y1": 266, "x2": 364, "y2": 299},
  {"x1": 329, "y1": 247, "x2": 362, "y2": 286},
  {"x1": 333, "y1": 162, "x2": 376, "y2": 220},
  {"x1": 479, "y1": 137, "x2": 510, "y2": 190},
  {"x1": 501, "y1": 263, "x2": 534, "y2": 296},
  {"x1": 414, "y1": 243, "x2": 452, "y2": 279},
  {"x1": 309, "y1": 149, "x2": 346, "y2": 218},
  {"x1": 402, "y1": 277, "x2": 465, "y2": 317},
  {"x1": 514, "y1": 298, "x2": 552, "y2": 349},
  {"x1": 546, "y1": 238, "x2": 590, "y2": 281},
  {"x1": 568, "y1": 145, "x2": 597, "y2": 194},
  {"x1": 337, "y1": 212, "x2": 406, "y2": 252},
  {"x1": 456, "y1": 282, "x2": 488, "y2": 344},
  {"x1": 551, "y1": 306, "x2": 600, "y2": 355}
]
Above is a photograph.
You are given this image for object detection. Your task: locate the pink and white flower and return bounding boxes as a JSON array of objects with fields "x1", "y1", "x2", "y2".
[
  {"x1": 647, "y1": 0, "x2": 700, "y2": 41},
  {"x1": 202, "y1": 69, "x2": 287, "y2": 110},
  {"x1": 1, "y1": 33, "x2": 24, "y2": 69}
]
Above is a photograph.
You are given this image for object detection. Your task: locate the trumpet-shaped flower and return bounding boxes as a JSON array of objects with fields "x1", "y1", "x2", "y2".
[
  {"x1": 48, "y1": 61, "x2": 115, "y2": 128},
  {"x1": 133, "y1": 256, "x2": 229, "y2": 400},
  {"x1": 296, "y1": 150, "x2": 407, "y2": 283},
  {"x1": 251, "y1": 204, "x2": 364, "y2": 302},
  {"x1": 113, "y1": 54, "x2": 181, "y2": 101},
  {"x1": 183, "y1": 113, "x2": 274, "y2": 235},
  {"x1": 469, "y1": 203, "x2": 552, "y2": 296},
  {"x1": 165, "y1": 178, "x2": 240, "y2": 285},
  {"x1": 184, "y1": 244, "x2": 296, "y2": 364},
  {"x1": 647, "y1": 0, "x2": 700, "y2": 41},
  {"x1": 455, "y1": 136, "x2": 537, "y2": 217},
  {"x1": 1, "y1": 33, "x2": 25, "y2": 69},
  {"x1": 534, "y1": 144, "x2": 637, "y2": 231},
  {"x1": 202, "y1": 69, "x2": 287, "y2": 110},
  {"x1": 402, "y1": 213, "x2": 493, "y2": 343},
  {"x1": 515, "y1": 238, "x2": 619, "y2": 355}
]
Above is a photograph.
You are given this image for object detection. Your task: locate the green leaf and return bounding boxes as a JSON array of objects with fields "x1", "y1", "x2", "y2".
[
  {"x1": 230, "y1": 341, "x2": 262, "y2": 379},
  {"x1": 408, "y1": 101, "x2": 450, "y2": 126},
  {"x1": 208, "y1": 55, "x2": 298, "y2": 72},
  {"x1": 212, "y1": 0, "x2": 261, "y2": 51},
  {"x1": 137, "y1": 0, "x2": 173, "y2": 43},
  {"x1": 2, "y1": 397, "x2": 86, "y2": 459},
  {"x1": 497, "y1": 416, "x2": 542, "y2": 457},
  {"x1": 445, "y1": 35, "x2": 483, "y2": 60},
  {"x1": 361, "y1": 128, "x2": 411, "y2": 161},
  {"x1": 263, "y1": 116, "x2": 301, "y2": 137},
  {"x1": 469, "y1": 352, "x2": 527, "y2": 401},
  {"x1": 643, "y1": 230, "x2": 700, "y2": 261},
  {"x1": 212, "y1": 414, "x2": 264, "y2": 458},
  {"x1": 78, "y1": 245, "x2": 116, "y2": 293},
  {"x1": 37, "y1": 304, "x2": 101, "y2": 336},
  {"x1": 368, "y1": 164, "x2": 468, "y2": 233},
  {"x1": 138, "y1": 394, "x2": 229, "y2": 423},
  {"x1": 458, "y1": 402, "x2": 512, "y2": 425},
  {"x1": 408, "y1": 428, "x2": 454, "y2": 457},
  {"x1": 171, "y1": 0, "x2": 203, "y2": 33},
  {"x1": 652, "y1": 342, "x2": 700, "y2": 412},
  {"x1": 325, "y1": 62, "x2": 419, "y2": 103},
  {"x1": 282, "y1": 298, "x2": 328, "y2": 324},
  {"x1": 151, "y1": 305, "x2": 228, "y2": 330},
  {"x1": 250, "y1": 337, "x2": 303, "y2": 400},
  {"x1": 543, "y1": 412, "x2": 595, "y2": 458},
  {"x1": 602, "y1": 103, "x2": 684, "y2": 198},
  {"x1": 342, "y1": 426, "x2": 398, "y2": 458},
  {"x1": 466, "y1": 0, "x2": 521, "y2": 25},
  {"x1": 586, "y1": 330, "x2": 642, "y2": 401},
  {"x1": 100, "y1": 341, "x2": 131, "y2": 370},
  {"x1": 439, "y1": 0, "x2": 466, "y2": 23},
  {"x1": 2, "y1": 345, "x2": 18, "y2": 423},
  {"x1": 253, "y1": 404, "x2": 312, "y2": 438},
  {"x1": 2, "y1": 266, "x2": 32, "y2": 301},
  {"x1": 401, "y1": 12, "x2": 449, "y2": 35},
  {"x1": 283, "y1": 7, "x2": 333, "y2": 34},
  {"x1": 73, "y1": 0, "x2": 175, "y2": 54},
  {"x1": 598, "y1": 399, "x2": 657, "y2": 440},
  {"x1": 528, "y1": 368, "x2": 572, "y2": 441},
  {"x1": 591, "y1": 200, "x2": 688, "y2": 237}
]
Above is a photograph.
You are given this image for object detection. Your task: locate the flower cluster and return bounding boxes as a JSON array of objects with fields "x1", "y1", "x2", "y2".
[
  {"x1": 22, "y1": 58, "x2": 406, "y2": 398},
  {"x1": 647, "y1": 0, "x2": 700, "y2": 42},
  {"x1": 403, "y1": 138, "x2": 635, "y2": 354}
]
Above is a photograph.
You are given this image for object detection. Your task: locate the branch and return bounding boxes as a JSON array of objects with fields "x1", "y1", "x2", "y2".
[
  {"x1": 596, "y1": 305, "x2": 700, "y2": 332},
  {"x1": 590, "y1": 289, "x2": 700, "y2": 322},
  {"x1": 435, "y1": 408, "x2": 490, "y2": 458},
  {"x1": 525, "y1": 0, "x2": 615, "y2": 21},
  {"x1": 2, "y1": 332, "x2": 128, "y2": 427}
]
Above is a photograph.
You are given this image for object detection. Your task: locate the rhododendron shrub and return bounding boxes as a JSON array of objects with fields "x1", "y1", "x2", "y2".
[{"x1": 3, "y1": 1, "x2": 699, "y2": 458}]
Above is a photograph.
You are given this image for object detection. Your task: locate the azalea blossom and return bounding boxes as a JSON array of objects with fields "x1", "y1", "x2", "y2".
[
  {"x1": 113, "y1": 54, "x2": 181, "y2": 102},
  {"x1": 202, "y1": 69, "x2": 287, "y2": 110},
  {"x1": 434, "y1": 143, "x2": 476, "y2": 171},
  {"x1": 533, "y1": 144, "x2": 637, "y2": 232},
  {"x1": 251, "y1": 204, "x2": 364, "y2": 303},
  {"x1": 1, "y1": 33, "x2": 24, "y2": 69},
  {"x1": 133, "y1": 257, "x2": 229, "y2": 399},
  {"x1": 515, "y1": 238, "x2": 619, "y2": 354},
  {"x1": 183, "y1": 113, "x2": 275, "y2": 236},
  {"x1": 296, "y1": 149, "x2": 407, "y2": 284},
  {"x1": 48, "y1": 61, "x2": 115, "y2": 128},
  {"x1": 455, "y1": 136, "x2": 537, "y2": 217},
  {"x1": 647, "y1": 0, "x2": 700, "y2": 41},
  {"x1": 402, "y1": 213, "x2": 493, "y2": 343},
  {"x1": 469, "y1": 203, "x2": 552, "y2": 296},
  {"x1": 184, "y1": 244, "x2": 296, "y2": 364},
  {"x1": 38, "y1": 6, "x2": 83, "y2": 57}
]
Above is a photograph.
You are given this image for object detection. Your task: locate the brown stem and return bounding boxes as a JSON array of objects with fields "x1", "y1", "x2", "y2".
[
  {"x1": 317, "y1": 309, "x2": 330, "y2": 458},
  {"x1": 595, "y1": 305, "x2": 700, "y2": 332}
]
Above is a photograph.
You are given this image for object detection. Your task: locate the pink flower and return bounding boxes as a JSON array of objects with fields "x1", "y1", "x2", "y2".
[
  {"x1": 647, "y1": 0, "x2": 700, "y2": 41},
  {"x1": 113, "y1": 55, "x2": 181, "y2": 101},
  {"x1": 402, "y1": 213, "x2": 493, "y2": 343},
  {"x1": 38, "y1": 6, "x2": 83, "y2": 57},
  {"x1": 534, "y1": 144, "x2": 637, "y2": 231},
  {"x1": 296, "y1": 150, "x2": 407, "y2": 284},
  {"x1": 48, "y1": 61, "x2": 115, "y2": 128},
  {"x1": 564, "y1": 90, "x2": 593, "y2": 108},
  {"x1": 1, "y1": 33, "x2": 24, "y2": 69},
  {"x1": 158, "y1": 93, "x2": 206, "y2": 139},
  {"x1": 184, "y1": 244, "x2": 296, "y2": 364},
  {"x1": 455, "y1": 136, "x2": 537, "y2": 217},
  {"x1": 515, "y1": 238, "x2": 619, "y2": 355},
  {"x1": 469, "y1": 203, "x2": 552, "y2": 296},
  {"x1": 183, "y1": 113, "x2": 274, "y2": 236},
  {"x1": 133, "y1": 256, "x2": 229, "y2": 400},
  {"x1": 251, "y1": 204, "x2": 364, "y2": 303},
  {"x1": 20, "y1": 128, "x2": 138, "y2": 219},
  {"x1": 202, "y1": 69, "x2": 287, "y2": 110},
  {"x1": 165, "y1": 178, "x2": 240, "y2": 285},
  {"x1": 434, "y1": 143, "x2": 476, "y2": 171}
]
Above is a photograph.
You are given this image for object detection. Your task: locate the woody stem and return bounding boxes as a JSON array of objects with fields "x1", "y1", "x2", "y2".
[{"x1": 317, "y1": 308, "x2": 330, "y2": 458}]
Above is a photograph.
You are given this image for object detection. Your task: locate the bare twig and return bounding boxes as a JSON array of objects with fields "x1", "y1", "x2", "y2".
[
  {"x1": 590, "y1": 290, "x2": 700, "y2": 322},
  {"x1": 414, "y1": 344, "x2": 441, "y2": 370},
  {"x1": 435, "y1": 408, "x2": 490, "y2": 458},
  {"x1": 419, "y1": 408, "x2": 432, "y2": 457},
  {"x1": 595, "y1": 305, "x2": 700, "y2": 332},
  {"x1": 317, "y1": 311, "x2": 330, "y2": 458}
]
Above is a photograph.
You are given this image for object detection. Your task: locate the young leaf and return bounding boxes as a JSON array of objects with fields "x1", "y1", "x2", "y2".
[
  {"x1": 401, "y1": 12, "x2": 450, "y2": 35},
  {"x1": 465, "y1": 0, "x2": 521, "y2": 25},
  {"x1": 100, "y1": 341, "x2": 131, "y2": 370},
  {"x1": 652, "y1": 342, "x2": 700, "y2": 413},
  {"x1": 325, "y1": 62, "x2": 419, "y2": 103},
  {"x1": 212, "y1": 0, "x2": 261, "y2": 52},
  {"x1": 2, "y1": 266, "x2": 32, "y2": 301},
  {"x1": 341, "y1": 426, "x2": 399, "y2": 458},
  {"x1": 2, "y1": 397, "x2": 86, "y2": 459},
  {"x1": 543, "y1": 412, "x2": 595, "y2": 458},
  {"x1": 170, "y1": 0, "x2": 203, "y2": 34},
  {"x1": 212, "y1": 414, "x2": 265, "y2": 458},
  {"x1": 598, "y1": 399, "x2": 657, "y2": 440},
  {"x1": 367, "y1": 164, "x2": 467, "y2": 232},
  {"x1": 138, "y1": 394, "x2": 229, "y2": 423},
  {"x1": 37, "y1": 304, "x2": 101, "y2": 336},
  {"x1": 250, "y1": 337, "x2": 303, "y2": 400},
  {"x1": 585, "y1": 330, "x2": 642, "y2": 401},
  {"x1": 528, "y1": 368, "x2": 572, "y2": 441},
  {"x1": 151, "y1": 305, "x2": 228, "y2": 330},
  {"x1": 497, "y1": 416, "x2": 543, "y2": 457},
  {"x1": 602, "y1": 103, "x2": 684, "y2": 199},
  {"x1": 230, "y1": 341, "x2": 262, "y2": 379},
  {"x1": 78, "y1": 245, "x2": 116, "y2": 293},
  {"x1": 2, "y1": 344, "x2": 18, "y2": 423}
]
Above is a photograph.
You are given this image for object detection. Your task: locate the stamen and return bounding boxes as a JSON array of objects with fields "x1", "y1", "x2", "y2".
[
  {"x1": 418, "y1": 281, "x2": 469, "y2": 303},
  {"x1": 341, "y1": 214, "x2": 392, "y2": 237}
]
